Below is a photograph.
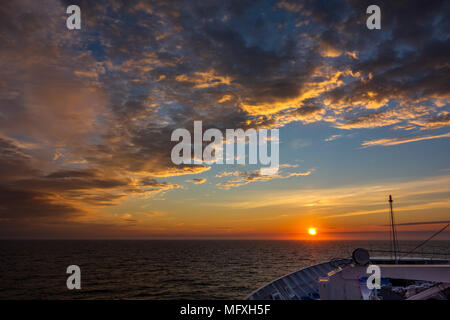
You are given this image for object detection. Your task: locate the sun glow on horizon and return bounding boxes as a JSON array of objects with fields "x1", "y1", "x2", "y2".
[{"x1": 308, "y1": 227, "x2": 317, "y2": 236}]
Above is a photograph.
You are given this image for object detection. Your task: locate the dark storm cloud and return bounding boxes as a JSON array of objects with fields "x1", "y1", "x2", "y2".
[
  {"x1": 0, "y1": 136, "x2": 177, "y2": 222},
  {"x1": 0, "y1": 186, "x2": 81, "y2": 219},
  {"x1": 319, "y1": 0, "x2": 449, "y2": 128},
  {"x1": 0, "y1": 138, "x2": 39, "y2": 181}
]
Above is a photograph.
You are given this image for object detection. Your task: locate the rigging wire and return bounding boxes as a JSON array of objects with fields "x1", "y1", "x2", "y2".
[{"x1": 401, "y1": 223, "x2": 449, "y2": 258}]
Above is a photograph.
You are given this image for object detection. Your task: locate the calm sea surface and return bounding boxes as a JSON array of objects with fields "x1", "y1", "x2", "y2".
[{"x1": 0, "y1": 240, "x2": 448, "y2": 299}]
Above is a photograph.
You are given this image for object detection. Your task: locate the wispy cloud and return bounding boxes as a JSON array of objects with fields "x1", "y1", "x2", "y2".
[
  {"x1": 186, "y1": 178, "x2": 207, "y2": 184},
  {"x1": 216, "y1": 169, "x2": 313, "y2": 189},
  {"x1": 362, "y1": 132, "x2": 450, "y2": 147},
  {"x1": 216, "y1": 175, "x2": 450, "y2": 213},
  {"x1": 324, "y1": 134, "x2": 343, "y2": 142}
]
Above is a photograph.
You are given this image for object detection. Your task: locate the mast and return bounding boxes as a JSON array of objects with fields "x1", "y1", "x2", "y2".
[{"x1": 388, "y1": 195, "x2": 399, "y2": 263}]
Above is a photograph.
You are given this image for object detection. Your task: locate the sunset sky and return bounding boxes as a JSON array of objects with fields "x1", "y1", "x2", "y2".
[{"x1": 0, "y1": 0, "x2": 449, "y2": 240}]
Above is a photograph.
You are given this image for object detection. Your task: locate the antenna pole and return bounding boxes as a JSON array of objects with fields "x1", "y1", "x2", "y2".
[{"x1": 389, "y1": 195, "x2": 399, "y2": 263}]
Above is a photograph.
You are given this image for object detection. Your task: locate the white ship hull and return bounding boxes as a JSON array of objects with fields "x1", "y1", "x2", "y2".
[{"x1": 246, "y1": 257, "x2": 450, "y2": 300}]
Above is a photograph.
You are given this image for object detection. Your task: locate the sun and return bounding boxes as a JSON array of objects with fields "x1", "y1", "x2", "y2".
[{"x1": 308, "y1": 228, "x2": 317, "y2": 236}]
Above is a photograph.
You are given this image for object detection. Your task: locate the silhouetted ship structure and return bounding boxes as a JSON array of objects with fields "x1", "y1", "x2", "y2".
[{"x1": 246, "y1": 196, "x2": 450, "y2": 300}]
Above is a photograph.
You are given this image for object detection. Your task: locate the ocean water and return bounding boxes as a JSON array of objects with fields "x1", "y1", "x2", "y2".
[{"x1": 0, "y1": 240, "x2": 448, "y2": 300}]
